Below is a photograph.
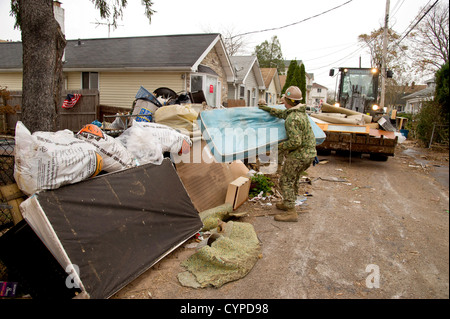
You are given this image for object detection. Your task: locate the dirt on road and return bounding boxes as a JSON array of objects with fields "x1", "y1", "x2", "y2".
[{"x1": 113, "y1": 140, "x2": 449, "y2": 299}]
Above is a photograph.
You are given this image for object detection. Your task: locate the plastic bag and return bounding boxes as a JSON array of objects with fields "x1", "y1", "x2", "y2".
[
  {"x1": 76, "y1": 124, "x2": 137, "y2": 172},
  {"x1": 13, "y1": 121, "x2": 103, "y2": 196},
  {"x1": 116, "y1": 121, "x2": 192, "y2": 165}
]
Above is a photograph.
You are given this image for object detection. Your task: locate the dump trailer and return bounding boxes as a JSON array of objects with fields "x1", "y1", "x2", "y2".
[{"x1": 315, "y1": 67, "x2": 397, "y2": 161}]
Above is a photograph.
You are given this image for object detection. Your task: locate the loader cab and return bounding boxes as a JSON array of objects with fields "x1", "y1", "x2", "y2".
[{"x1": 330, "y1": 67, "x2": 381, "y2": 117}]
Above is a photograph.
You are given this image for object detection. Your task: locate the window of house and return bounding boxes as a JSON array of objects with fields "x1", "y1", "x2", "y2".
[
  {"x1": 239, "y1": 86, "x2": 245, "y2": 99},
  {"x1": 251, "y1": 89, "x2": 257, "y2": 106},
  {"x1": 82, "y1": 72, "x2": 98, "y2": 89},
  {"x1": 191, "y1": 75, "x2": 203, "y2": 92},
  {"x1": 317, "y1": 88, "x2": 322, "y2": 93}
]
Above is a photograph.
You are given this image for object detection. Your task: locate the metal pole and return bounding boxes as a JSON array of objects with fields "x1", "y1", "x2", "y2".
[
  {"x1": 429, "y1": 123, "x2": 436, "y2": 148},
  {"x1": 380, "y1": 0, "x2": 390, "y2": 111}
]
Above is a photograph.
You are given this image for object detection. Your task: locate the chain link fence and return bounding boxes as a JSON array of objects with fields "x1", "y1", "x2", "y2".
[
  {"x1": 1, "y1": 136, "x2": 15, "y2": 229},
  {"x1": 1, "y1": 136, "x2": 15, "y2": 280}
]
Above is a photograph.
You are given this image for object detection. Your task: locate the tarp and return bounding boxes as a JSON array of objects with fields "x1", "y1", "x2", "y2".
[
  {"x1": 198, "y1": 106, "x2": 326, "y2": 162},
  {"x1": 20, "y1": 159, "x2": 203, "y2": 299}
]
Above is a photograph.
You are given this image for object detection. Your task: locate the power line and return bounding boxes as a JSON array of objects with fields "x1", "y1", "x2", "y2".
[
  {"x1": 398, "y1": 0, "x2": 439, "y2": 44},
  {"x1": 306, "y1": 42, "x2": 364, "y2": 63},
  {"x1": 389, "y1": 0, "x2": 406, "y2": 28},
  {"x1": 229, "y1": 0, "x2": 354, "y2": 39},
  {"x1": 307, "y1": 43, "x2": 367, "y2": 71}
]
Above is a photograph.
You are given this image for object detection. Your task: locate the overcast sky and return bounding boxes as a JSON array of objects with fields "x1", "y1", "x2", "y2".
[{"x1": 0, "y1": 0, "x2": 432, "y2": 90}]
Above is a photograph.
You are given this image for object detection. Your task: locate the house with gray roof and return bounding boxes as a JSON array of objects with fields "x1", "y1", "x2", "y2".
[
  {"x1": 227, "y1": 56, "x2": 265, "y2": 107},
  {"x1": 0, "y1": 33, "x2": 235, "y2": 108},
  {"x1": 403, "y1": 78, "x2": 436, "y2": 114}
]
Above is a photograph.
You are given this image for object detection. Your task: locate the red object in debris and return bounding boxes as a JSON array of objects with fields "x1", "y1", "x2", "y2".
[
  {"x1": 209, "y1": 85, "x2": 214, "y2": 93},
  {"x1": 62, "y1": 94, "x2": 82, "y2": 109},
  {"x1": 178, "y1": 140, "x2": 191, "y2": 155}
]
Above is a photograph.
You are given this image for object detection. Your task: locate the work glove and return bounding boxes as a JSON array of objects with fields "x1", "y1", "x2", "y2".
[{"x1": 258, "y1": 105, "x2": 271, "y2": 112}]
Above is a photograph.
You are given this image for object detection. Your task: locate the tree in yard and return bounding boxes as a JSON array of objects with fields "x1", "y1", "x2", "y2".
[
  {"x1": 358, "y1": 27, "x2": 407, "y2": 75},
  {"x1": 10, "y1": 0, "x2": 155, "y2": 133},
  {"x1": 435, "y1": 62, "x2": 449, "y2": 121},
  {"x1": 412, "y1": 63, "x2": 449, "y2": 147},
  {"x1": 221, "y1": 28, "x2": 248, "y2": 57},
  {"x1": 281, "y1": 60, "x2": 306, "y2": 103},
  {"x1": 254, "y1": 35, "x2": 284, "y2": 75},
  {"x1": 202, "y1": 25, "x2": 248, "y2": 56},
  {"x1": 297, "y1": 63, "x2": 306, "y2": 104},
  {"x1": 407, "y1": 2, "x2": 449, "y2": 78},
  {"x1": 281, "y1": 59, "x2": 297, "y2": 95},
  {"x1": 358, "y1": 27, "x2": 412, "y2": 109}
]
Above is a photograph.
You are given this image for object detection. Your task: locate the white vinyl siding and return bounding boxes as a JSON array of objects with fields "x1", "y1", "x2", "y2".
[
  {"x1": 0, "y1": 73, "x2": 23, "y2": 90},
  {"x1": 64, "y1": 71, "x2": 185, "y2": 109}
]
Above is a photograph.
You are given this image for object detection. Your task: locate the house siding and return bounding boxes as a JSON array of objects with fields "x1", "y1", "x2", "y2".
[
  {"x1": 66, "y1": 72, "x2": 81, "y2": 90},
  {"x1": 0, "y1": 73, "x2": 23, "y2": 90},
  {"x1": 100, "y1": 72, "x2": 184, "y2": 108},
  {"x1": 310, "y1": 86, "x2": 328, "y2": 105},
  {"x1": 64, "y1": 71, "x2": 185, "y2": 109},
  {"x1": 266, "y1": 80, "x2": 278, "y2": 105},
  {"x1": 245, "y1": 70, "x2": 259, "y2": 106}
]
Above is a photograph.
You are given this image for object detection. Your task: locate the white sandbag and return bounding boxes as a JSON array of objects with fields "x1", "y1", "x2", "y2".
[
  {"x1": 116, "y1": 121, "x2": 192, "y2": 165},
  {"x1": 76, "y1": 124, "x2": 137, "y2": 172},
  {"x1": 13, "y1": 121, "x2": 103, "y2": 196},
  {"x1": 115, "y1": 123, "x2": 163, "y2": 165}
]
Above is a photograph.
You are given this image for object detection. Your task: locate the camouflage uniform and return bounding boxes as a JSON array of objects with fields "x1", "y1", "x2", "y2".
[{"x1": 260, "y1": 104, "x2": 317, "y2": 209}]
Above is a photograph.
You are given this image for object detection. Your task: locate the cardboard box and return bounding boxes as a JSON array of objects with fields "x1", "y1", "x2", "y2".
[
  {"x1": 225, "y1": 176, "x2": 251, "y2": 210},
  {"x1": 229, "y1": 160, "x2": 250, "y2": 179}
]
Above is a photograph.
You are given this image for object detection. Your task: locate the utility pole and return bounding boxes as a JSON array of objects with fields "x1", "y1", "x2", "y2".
[{"x1": 380, "y1": 0, "x2": 390, "y2": 111}]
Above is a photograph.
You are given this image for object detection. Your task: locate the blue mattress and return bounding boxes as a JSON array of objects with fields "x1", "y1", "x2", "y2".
[{"x1": 199, "y1": 106, "x2": 326, "y2": 162}]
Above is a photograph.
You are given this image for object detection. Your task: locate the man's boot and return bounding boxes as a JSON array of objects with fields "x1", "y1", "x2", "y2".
[
  {"x1": 276, "y1": 201, "x2": 294, "y2": 211},
  {"x1": 274, "y1": 210, "x2": 298, "y2": 222}
]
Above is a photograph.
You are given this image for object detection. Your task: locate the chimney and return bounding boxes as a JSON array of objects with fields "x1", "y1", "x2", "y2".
[
  {"x1": 53, "y1": 1, "x2": 65, "y2": 61},
  {"x1": 53, "y1": 1, "x2": 65, "y2": 35}
]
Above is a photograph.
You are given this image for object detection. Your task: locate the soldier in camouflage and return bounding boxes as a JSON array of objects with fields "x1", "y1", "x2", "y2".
[{"x1": 259, "y1": 86, "x2": 317, "y2": 222}]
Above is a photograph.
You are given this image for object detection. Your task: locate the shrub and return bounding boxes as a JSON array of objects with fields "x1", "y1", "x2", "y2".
[{"x1": 249, "y1": 174, "x2": 274, "y2": 198}]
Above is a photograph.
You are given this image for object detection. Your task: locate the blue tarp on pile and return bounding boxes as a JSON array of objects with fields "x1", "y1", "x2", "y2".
[{"x1": 199, "y1": 106, "x2": 326, "y2": 163}]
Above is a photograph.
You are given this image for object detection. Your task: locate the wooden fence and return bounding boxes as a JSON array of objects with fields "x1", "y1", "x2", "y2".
[
  {"x1": 227, "y1": 99, "x2": 246, "y2": 107},
  {"x1": 5, "y1": 89, "x2": 100, "y2": 132}
]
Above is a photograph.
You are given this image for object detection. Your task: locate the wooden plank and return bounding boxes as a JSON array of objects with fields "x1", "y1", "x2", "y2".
[
  {"x1": 369, "y1": 129, "x2": 396, "y2": 139},
  {"x1": 8, "y1": 197, "x2": 24, "y2": 225},
  {"x1": 316, "y1": 123, "x2": 370, "y2": 134},
  {"x1": 0, "y1": 183, "x2": 25, "y2": 201}
]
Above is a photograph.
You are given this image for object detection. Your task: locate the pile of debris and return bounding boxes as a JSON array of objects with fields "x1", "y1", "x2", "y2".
[
  {"x1": 310, "y1": 102, "x2": 406, "y2": 159},
  {"x1": 0, "y1": 86, "x2": 266, "y2": 299}
]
